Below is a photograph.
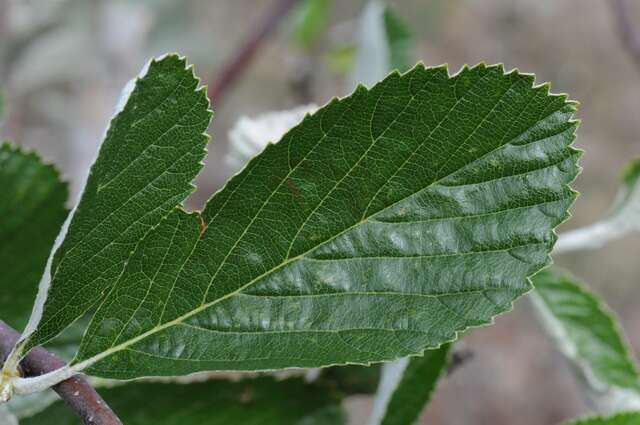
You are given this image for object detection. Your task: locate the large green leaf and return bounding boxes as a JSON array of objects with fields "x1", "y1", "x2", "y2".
[
  {"x1": 9, "y1": 62, "x2": 580, "y2": 393},
  {"x1": 9, "y1": 54, "x2": 212, "y2": 364},
  {"x1": 55, "y1": 63, "x2": 578, "y2": 381},
  {"x1": 21, "y1": 377, "x2": 346, "y2": 425},
  {"x1": 531, "y1": 270, "x2": 640, "y2": 412},
  {"x1": 0, "y1": 143, "x2": 68, "y2": 330},
  {"x1": 368, "y1": 344, "x2": 451, "y2": 425},
  {"x1": 561, "y1": 412, "x2": 640, "y2": 425}
]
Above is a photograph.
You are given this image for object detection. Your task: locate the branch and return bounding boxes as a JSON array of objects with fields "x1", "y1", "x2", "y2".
[
  {"x1": 0, "y1": 321, "x2": 122, "y2": 425},
  {"x1": 208, "y1": 0, "x2": 299, "y2": 102},
  {"x1": 610, "y1": 0, "x2": 640, "y2": 70}
]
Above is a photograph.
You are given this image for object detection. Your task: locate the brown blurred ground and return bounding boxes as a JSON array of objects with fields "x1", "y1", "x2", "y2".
[{"x1": 1, "y1": 1, "x2": 639, "y2": 424}]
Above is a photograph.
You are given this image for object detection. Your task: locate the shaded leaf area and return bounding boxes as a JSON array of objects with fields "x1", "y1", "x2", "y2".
[
  {"x1": 532, "y1": 270, "x2": 640, "y2": 412},
  {"x1": 562, "y1": 412, "x2": 640, "y2": 425},
  {"x1": 372, "y1": 344, "x2": 451, "y2": 425},
  {"x1": 321, "y1": 364, "x2": 381, "y2": 395},
  {"x1": 71, "y1": 63, "x2": 579, "y2": 379},
  {"x1": 22, "y1": 377, "x2": 345, "y2": 425},
  {"x1": 0, "y1": 143, "x2": 68, "y2": 330},
  {"x1": 17, "y1": 54, "x2": 212, "y2": 356}
]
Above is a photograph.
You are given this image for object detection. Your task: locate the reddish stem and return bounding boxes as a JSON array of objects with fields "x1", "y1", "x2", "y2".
[
  {"x1": 208, "y1": 0, "x2": 299, "y2": 102},
  {"x1": 0, "y1": 321, "x2": 122, "y2": 425}
]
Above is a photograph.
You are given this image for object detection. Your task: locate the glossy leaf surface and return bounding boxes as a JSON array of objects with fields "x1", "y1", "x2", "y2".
[{"x1": 68, "y1": 63, "x2": 579, "y2": 379}]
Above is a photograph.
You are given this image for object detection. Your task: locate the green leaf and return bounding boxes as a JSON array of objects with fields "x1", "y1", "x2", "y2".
[
  {"x1": 291, "y1": 0, "x2": 331, "y2": 49},
  {"x1": 531, "y1": 270, "x2": 640, "y2": 412},
  {"x1": 8, "y1": 62, "x2": 580, "y2": 395},
  {"x1": 561, "y1": 412, "x2": 640, "y2": 425},
  {"x1": 369, "y1": 344, "x2": 451, "y2": 425},
  {"x1": 21, "y1": 377, "x2": 346, "y2": 425},
  {"x1": 383, "y1": 6, "x2": 413, "y2": 72},
  {"x1": 47, "y1": 63, "x2": 579, "y2": 381},
  {"x1": 10, "y1": 54, "x2": 212, "y2": 363},
  {"x1": 555, "y1": 158, "x2": 640, "y2": 253},
  {"x1": 0, "y1": 143, "x2": 68, "y2": 330}
]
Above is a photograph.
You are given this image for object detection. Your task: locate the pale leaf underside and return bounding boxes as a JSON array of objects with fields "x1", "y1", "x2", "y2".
[
  {"x1": 532, "y1": 270, "x2": 640, "y2": 413},
  {"x1": 369, "y1": 344, "x2": 451, "y2": 425}
]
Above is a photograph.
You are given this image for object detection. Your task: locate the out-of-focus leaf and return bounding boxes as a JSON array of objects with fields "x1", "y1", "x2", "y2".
[
  {"x1": 291, "y1": 0, "x2": 331, "y2": 49},
  {"x1": 383, "y1": 6, "x2": 412, "y2": 72},
  {"x1": 0, "y1": 143, "x2": 68, "y2": 330},
  {"x1": 561, "y1": 412, "x2": 640, "y2": 425},
  {"x1": 368, "y1": 344, "x2": 451, "y2": 425},
  {"x1": 349, "y1": 0, "x2": 390, "y2": 87},
  {"x1": 325, "y1": 46, "x2": 357, "y2": 75},
  {"x1": 22, "y1": 378, "x2": 346, "y2": 425},
  {"x1": 349, "y1": 1, "x2": 414, "y2": 87},
  {"x1": 532, "y1": 270, "x2": 640, "y2": 413},
  {"x1": 555, "y1": 158, "x2": 640, "y2": 254},
  {"x1": 321, "y1": 364, "x2": 381, "y2": 395}
]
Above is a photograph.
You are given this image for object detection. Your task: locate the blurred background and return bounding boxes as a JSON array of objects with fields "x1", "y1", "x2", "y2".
[{"x1": 0, "y1": 1, "x2": 639, "y2": 424}]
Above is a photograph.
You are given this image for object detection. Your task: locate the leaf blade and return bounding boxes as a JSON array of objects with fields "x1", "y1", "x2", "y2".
[
  {"x1": 368, "y1": 344, "x2": 451, "y2": 425},
  {"x1": 13, "y1": 54, "x2": 212, "y2": 359},
  {"x1": 531, "y1": 269, "x2": 640, "y2": 412},
  {"x1": 69, "y1": 63, "x2": 580, "y2": 379},
  {"x1": 21, "y1": 377, "x2": 346, "y2": 425},
  {"x1": 0, "y1": 143, "x2": 68, "y2": 330}
]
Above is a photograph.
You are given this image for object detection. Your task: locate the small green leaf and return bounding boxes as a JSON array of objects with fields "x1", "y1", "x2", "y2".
[
  {"x1": 531, "y1": 269, "x2": 640, "y2": 412},
  {"x1": 21, "y1": 377, "x2": 346, "y2": 425},
  {"x1": 369, "y1": 344, "x2": 451, "y2": 425},
  {"x1": 555, "y1": 158, "x2": 640, "y2": 253},
  {"x1": 291, "y1": 0, "x2": 331, "y2": 49},
  {"x1": 0, "y1": 143, "x2": 68, "y2": 330},
  {"x1": 383, "y1": 6, "x2": 413, "y2": 72},
  {"x1": 11, "y1": 54, "x2": 212, "y2": 361},
  {"x1": 561, "y1": 412, "x2": 640, "y2": 425}
]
